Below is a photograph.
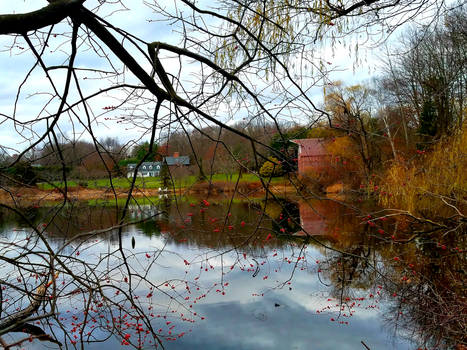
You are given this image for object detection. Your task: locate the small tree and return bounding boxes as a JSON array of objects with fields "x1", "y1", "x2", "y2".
[
  {"x1": 259, "y1": 157, "x2": 284, "y2": 177},
  {"x1": 133, "y1": 142, "x2": 158, "y2": 162},
  {"x1": 160, "y1": 159, "x2": 171, "y2": 189}
]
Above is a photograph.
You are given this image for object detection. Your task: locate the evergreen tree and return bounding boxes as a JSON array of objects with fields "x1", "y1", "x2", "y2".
[
  {"x1": 419, "y1": 99, "x2": 438, "y2": 137},
  {"x1": 159, "y1": 159, "x2": 172, "y2": 189}
]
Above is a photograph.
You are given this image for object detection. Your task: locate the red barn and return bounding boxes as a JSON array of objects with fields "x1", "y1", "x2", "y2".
[{"x1": 291, "y1": 138, "x2": 330, "y2": 175}]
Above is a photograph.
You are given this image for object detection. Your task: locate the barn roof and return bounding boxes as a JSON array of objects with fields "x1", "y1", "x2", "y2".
[{"x1": 291, "y1": 138, "x2": 328, "y2": 157}]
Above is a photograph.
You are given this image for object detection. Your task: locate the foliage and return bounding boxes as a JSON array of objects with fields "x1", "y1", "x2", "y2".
[
  {"x1": 269, "y1": 127, "x2": 306, "y2": 152},
  {"x1": 4, "y1": 162, "x2": 38, "y2": 185},
  {"x1": 118, "y1": 158, "x2": 139, "y2": 167},
  {"x1": 269, "y1": 126, "x2": 312, "y2": 173},
  {"x1": 307, "y1": 127, "x2": 342, "y2": 139},
  {"x1": 379, "y1": 123, "x2": 467, "y2": 216},
  {"x1": 132, "y1": 142, "x2": 159, "y2": 162},
  {"x1": 324, "y1": 83, "x2": 383, "y2": 179},
  {"x1": 379, "y1": 6, "x2": 467, "y2": 139},
  {"x1": 159, "y1": 160, "x2": 171, "y2": 189},
  {"x1": 217, "y1": 0, "x2": 441, "y2": 77},
  {"x1": 324, "y1": 136, "x2": 363, "y2": 187},
  {"x1": 419, "y1": 99, "x2": 438, "y2": 138},
  {"x1": 259, "y1": 156, "x2": 284, "y2": 177},
  {"x1": 0, "y1": 1, "x2": 461, "y2": 349}
]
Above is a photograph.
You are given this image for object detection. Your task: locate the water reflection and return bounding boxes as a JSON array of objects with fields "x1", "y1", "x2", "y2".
[{"x1": 0, "y1": 197, "x2": 464, "y2": 349}]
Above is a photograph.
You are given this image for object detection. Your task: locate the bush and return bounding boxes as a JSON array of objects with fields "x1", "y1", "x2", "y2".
[
  {"x1": 5, "y1": 162, "x2": 38, "y2": 185},
  {"x1": 77, "y1": 180, "x2": 88, "y2": 187},
  {"x1": 259, "y1": 157, "x2": 284, "y2": 177}
]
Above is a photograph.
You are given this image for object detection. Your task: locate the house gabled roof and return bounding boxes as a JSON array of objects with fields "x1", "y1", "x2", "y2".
[
  {"x1": 127, "y1": 162, "x2": 161, "y2": 169},
  {"x1": 164, "y1": 156, "x2": 190, "y2": 166},
  {"x1": 290, "y1": 138, "x2": 328, "y2": 157},
  {"x1": 127, "y1": 156, "x2": 190, "y2": 169}
]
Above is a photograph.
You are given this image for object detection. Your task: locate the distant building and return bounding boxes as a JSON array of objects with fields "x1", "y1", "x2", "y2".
[
  {"x1": 127, "y1": 162, "x2": 162, "y2": 177},
  {"x1": 291, "y1": 138, "x2": 330, "y2": 175},
  {"x1": 164, "y1": 152, "x2": 190, "y2": 166},
  {"x1": 127, "y1": 153, "x2": 190, "y2": 177}
]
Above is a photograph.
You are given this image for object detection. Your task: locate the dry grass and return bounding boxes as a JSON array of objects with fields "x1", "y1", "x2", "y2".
[{"x1": 379, "y1": 124, "x2": 467, "y2": 216}]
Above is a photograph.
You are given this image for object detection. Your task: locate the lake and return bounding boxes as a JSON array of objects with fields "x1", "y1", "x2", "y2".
[{"x1": 0, "y1": 195, "x2": 462, "y2": 349}]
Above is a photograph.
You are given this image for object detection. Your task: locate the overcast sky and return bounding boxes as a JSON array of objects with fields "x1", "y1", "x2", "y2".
[{"x1": 0, "y1": 1, "x2": 392, "y2": 155}]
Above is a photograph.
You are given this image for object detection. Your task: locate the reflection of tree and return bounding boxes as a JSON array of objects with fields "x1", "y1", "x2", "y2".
[
  {"x1": 136, "y1": 219, "x2": 161, "y2": 237},
  {"x1": 314, "y1": 211, "x2": 466, "y2": 349},
  {"x1": 387, "y1": 280, "x2": 466, "y2": 348},
  {"x1": 319, "y1": 222, "x2": 380, "y2": 299},
  {"x1": 1, "y1": 191, "x2": 464, "y2": 348},
  {"x1": 384, "y1": 239, "x2": 466, "y2": 349},
  {"x1": 0, "y1": 201, "x2": 177, "y2": 348},
  {"x1": 324, "y1": 248, "x2": 377, "y2": 297},
  {"x1": 0, "y1": 197, "x2": 292, "y2": 347},
  {"x1": 263, "y1": 198, "x2": 300, "y2": 235}
]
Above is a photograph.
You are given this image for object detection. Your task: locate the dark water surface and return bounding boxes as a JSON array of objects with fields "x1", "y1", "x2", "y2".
[{"x1": 0, "y1": 196, "x2": 452, "y2": 349}]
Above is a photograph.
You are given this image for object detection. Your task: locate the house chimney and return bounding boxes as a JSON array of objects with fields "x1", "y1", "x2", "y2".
[{"x1": 173, "y1": 152, "x2": 179, "y2": 158}]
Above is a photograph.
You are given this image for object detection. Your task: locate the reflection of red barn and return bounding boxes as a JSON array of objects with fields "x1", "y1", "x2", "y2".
[
  {"x1": 294, "y1": 200, "x2": 327, "y2": 236},
  {"x1": 291, "y1": 138, "x2": 330, "y2": 175},
  {"x1": 293, "y1": 200, "x2": 344, "y2": 239}
]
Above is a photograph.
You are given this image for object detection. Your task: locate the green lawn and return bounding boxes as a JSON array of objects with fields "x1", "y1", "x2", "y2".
[
  {"x1": 38, "y1": 177, "x2": 162, "y2": 190},
  {"x1": 37, "y1": 181, "x2": 78, "y2": 190},
  {"x1": 88, "y1": 177, "x2": 162, "y2": 189},
  {"x1": 37, "y1": 173, "x2": 286, "y2": 191}
]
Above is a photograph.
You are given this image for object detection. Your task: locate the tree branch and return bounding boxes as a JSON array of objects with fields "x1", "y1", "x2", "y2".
[{"x1": 0, "y1": 0, "x2": 85, "y2": 35}]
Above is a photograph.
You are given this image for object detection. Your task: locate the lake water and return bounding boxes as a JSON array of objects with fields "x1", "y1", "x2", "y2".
[{"x1": 0, "y1": 196, "x2": 459, "y2": 349}]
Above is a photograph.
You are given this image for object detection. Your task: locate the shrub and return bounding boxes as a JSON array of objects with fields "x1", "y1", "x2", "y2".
[{"x1": 259, "y1": 157, "x2": 284, "y2": 177}]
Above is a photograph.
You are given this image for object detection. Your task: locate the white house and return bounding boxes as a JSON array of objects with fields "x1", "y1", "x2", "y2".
[
  {"x1": 126, "y1": 154, "x2": 190, "y2": 178},
  {"x1": 127, "y1": 162, "x2": 161, "y2": 177}
]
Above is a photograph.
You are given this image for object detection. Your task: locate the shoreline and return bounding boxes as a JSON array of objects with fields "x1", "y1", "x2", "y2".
[{"x1": 0, "y1": 182, "x2": 303, "y2": 205}]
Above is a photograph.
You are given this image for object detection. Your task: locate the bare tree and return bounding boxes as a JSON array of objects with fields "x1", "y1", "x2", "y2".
[
  {"x1": 0, "y1": 1, "x2": 461, "y2": 349},
  {"x1": 379, "y1": 4, "x2": 467, "y2": 139}
]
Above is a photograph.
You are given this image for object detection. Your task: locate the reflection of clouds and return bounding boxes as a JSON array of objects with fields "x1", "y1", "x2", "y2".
[
  {"x1": 275, "y1": 268, "x2": 382, "y2": 321},
  {"x1": 166, "y1": 293, "x2": 412, "y2": 350},
  {"x1": 1, "y1": 202, "x2": 414, "y2": 349}
]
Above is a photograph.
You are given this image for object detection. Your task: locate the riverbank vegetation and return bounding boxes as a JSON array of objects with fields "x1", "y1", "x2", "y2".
[
  {"x1": 379, "y1": 124, "x2": 467, "y2": 217},
  {"x1": 0, "y1": 1, "x2": 465, "y2": 349}
]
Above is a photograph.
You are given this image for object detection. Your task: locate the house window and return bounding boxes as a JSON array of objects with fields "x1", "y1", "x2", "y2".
[
  {"x1": 149, "y1": 165, "x2": 153, "y2": 169},
  {"x1": 143, "y1": 166, "x2": 146, "y2": 169}
]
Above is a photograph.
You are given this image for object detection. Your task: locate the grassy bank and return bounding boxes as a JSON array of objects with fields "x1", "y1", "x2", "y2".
[{"x1": 37, "y1": 173, "x2": 286, "y2": 191}]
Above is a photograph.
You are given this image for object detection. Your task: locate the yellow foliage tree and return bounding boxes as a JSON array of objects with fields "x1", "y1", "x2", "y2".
[
  {"x1": 324, "y1": 83, "x2": 381, "y2": 179},
  {"x1": 324, "y1": 136, "x2": 364, "y2": 187},
  {"x1": 259, "y1": 156, "x2": 284, "y2": 177}
]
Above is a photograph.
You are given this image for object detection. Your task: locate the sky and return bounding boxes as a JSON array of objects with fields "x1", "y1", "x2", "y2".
[{"x1": 0, "y1": 0, "x2": 417, "y2": 156}]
